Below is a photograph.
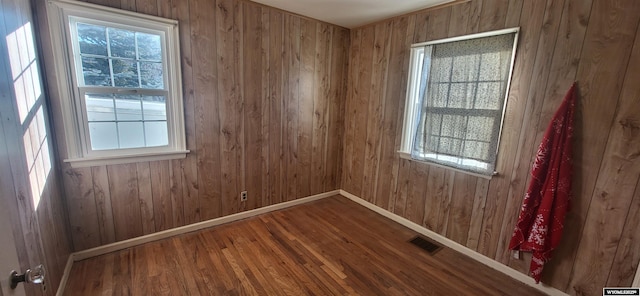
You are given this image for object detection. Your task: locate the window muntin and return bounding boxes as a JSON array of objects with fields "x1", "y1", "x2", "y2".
[
  {"x1": 47, "y1": 0, "x2": 186, "y2": 167},
  {"x1": 400, "y1": 28, "x2": 519, "y2": 176},
  {"x1": 68, "y1": 18, "x2": 170, "y2": 154}
]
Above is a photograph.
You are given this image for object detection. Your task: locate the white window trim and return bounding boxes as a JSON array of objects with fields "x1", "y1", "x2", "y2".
[
  {"x1": 398, "y1": 28, "x2": 520, "y2": 179},
  {"x1": 46, "y1": 0, "x2": 188, "y2": 168}
]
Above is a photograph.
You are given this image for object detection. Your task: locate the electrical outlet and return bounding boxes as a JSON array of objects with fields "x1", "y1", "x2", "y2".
[{"x1": 240, "y1": 191, "x2": 248, "y2": 202}]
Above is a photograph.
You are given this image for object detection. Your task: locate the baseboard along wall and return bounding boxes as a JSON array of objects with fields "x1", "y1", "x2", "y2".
[{"x1": 57, "y1": 189, "x2": 567, "y2": 296}]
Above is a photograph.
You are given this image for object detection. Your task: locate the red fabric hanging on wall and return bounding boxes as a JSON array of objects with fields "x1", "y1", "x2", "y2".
[{"x1": 509, "y1": 83, "x2": 577, "y2": 283}]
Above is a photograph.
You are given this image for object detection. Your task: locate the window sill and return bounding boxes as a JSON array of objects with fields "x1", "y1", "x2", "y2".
[
  {"x1": 397, "y1": 151, "x2": 496, "y2": 180},
  {"x1": 64, "y1": 150, "x2": 190, "y2": 168}
]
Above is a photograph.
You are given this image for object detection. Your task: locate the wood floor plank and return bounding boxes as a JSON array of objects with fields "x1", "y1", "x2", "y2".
[{"x1": 64, "y1": 196, "x2": 546, "y2": 296}]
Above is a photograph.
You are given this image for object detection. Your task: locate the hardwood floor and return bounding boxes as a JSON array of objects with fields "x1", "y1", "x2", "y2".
[{"x1": 64, "y1": 196, "x2": 545, "y2": 295}]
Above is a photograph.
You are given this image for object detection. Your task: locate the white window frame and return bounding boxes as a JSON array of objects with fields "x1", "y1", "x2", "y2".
[
  {"x1": 399, "y1": 28, "x2": 519, "y2": 178},
  {"x1": 46, "y1": 0, "x2": 188, "y2": 168}
]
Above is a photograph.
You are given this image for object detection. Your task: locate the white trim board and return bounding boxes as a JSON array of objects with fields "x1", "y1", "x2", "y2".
[
  {"x1": 55, "y1": 256, "x2": 74, "y2": 296},
  {"x1": 73, "y1": 190, "x2": 340, "y2": 261},
  {"x1": 338, "y1": 189, "x2": 568, "y2": 296},
  {"x1": 56, "y1": 188, "x2": 568, "y2": 295},
  {"x1": 56, "y1": 190, "x2": 339, "y2": 295}
]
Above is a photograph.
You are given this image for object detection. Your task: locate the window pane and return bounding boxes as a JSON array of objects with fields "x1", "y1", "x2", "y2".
[
  {"x1": 428, "y1": 83, "x2": 449, "y2": 108},
  {"x1": 451, "y1": 54, "x2": 479, "y2": 82},
  {"x1": 440, "y1": 115, "x2": 465, "y2": 138},
  {"x1": 81, "y1": 56, "x2": 111, "y2": 86},
  {"x1": 108, "y1": 28, "x2": 136, "y2": 59},
  {"x1": 438, "y1": 137, "x2": 462, "y2": 156},
  {"x1": 448, "y1": 83, "x2": 475, "y2": 109},
  {"x1": 475, "y1": 82, "x2": 503, "y2": 110},
  {"x1": 462, "y1": 140, "x2": 489, "y2": 161},
  {"x1": 89, "y1": 122, "x2": 118, "y2": 150},
  {"x1": 86, "y1": 94, "x2": 115, "y2": 121},
  {"x1": 115, "y1": 95, "x2": 142, "y2": 120},
  {"x1": 112, "y1": 59, "x2": 139, "y2": 87},
  {"x1": 408, "y1": 32, "x2": 517, "y2": 174},
  {"x1": 144, "y1": 121, "x2": 168, "y2": 147},
  {"x1": 429, "y1": 56, "x2": 451, "y2": 82},
  {"x1": 117, "y1": 122, "x2": 144, "y2": 148},
  {"x1": 136, "y1": 32, "x2": 162, "y2": 61},
  {"x1": 142, "y1": 96, "x2": 166, "y2": 120},
  {"x1": 466, "y1": 116, "x2": 494, "y2": 141},
  {"x1": 77, "y1": 23, "x2": 107, "y2": 56},
  {"x1": 140, "y1": 62, "x2": 164, "y2": 89}
]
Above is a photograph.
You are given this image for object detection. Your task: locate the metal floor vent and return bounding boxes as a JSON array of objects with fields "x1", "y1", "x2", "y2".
[{"x1": 409, "y1": 236, "x2": 443, "y2": 255}]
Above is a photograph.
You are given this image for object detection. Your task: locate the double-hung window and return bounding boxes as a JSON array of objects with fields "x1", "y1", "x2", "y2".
[
  {"x1": 47, "y1": 0, "x2": 187, "y2": 167},
  {"x1": 400, "y1": 28, "x2": 519, "y2": 176}
]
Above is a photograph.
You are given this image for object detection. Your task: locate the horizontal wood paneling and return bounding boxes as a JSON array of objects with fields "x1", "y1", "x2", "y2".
[
  {"x1": 342, "y1": 0, "x2": 640, "y2": 295},
  {"x1": 40, "y1": 0, "x2": 350, "y2": 251}
]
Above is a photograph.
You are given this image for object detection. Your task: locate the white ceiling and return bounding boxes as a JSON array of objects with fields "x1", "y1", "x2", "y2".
[{"x1": 249, "y1": 0, "x2": 456, "y2": 28}]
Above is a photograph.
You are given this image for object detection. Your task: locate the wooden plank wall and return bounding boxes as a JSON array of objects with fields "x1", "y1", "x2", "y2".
[
  {"x1": 38, "y1": 0, "x2": 349, "y2": 251},
  {"x1": 342, "y1": 0, "x2": 640, "y2": 295},
  {"x1": 1, "y1": 0, "x2": 72, "y2": 294}
]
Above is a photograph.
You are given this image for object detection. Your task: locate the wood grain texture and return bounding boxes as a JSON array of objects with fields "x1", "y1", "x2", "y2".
[
  {"x1": 341, "y1": 0, "x2": 640, "y2": 295},
  {"x1": 567, "y1": 1, "x2": 640, "y2": 292},
  {"x1": 41, "y1": 0, "x2": 350, "y2": 251},
  {"x1": 1, "y1": 0, "x2": 73, "y2": 294},
  {"x1": 108, "y1": 164, "x2": 143, "y2": 241},
  {"x1": 604, "y1": 28, "x2": 640, "y2": 285},
  {"x1": 64, "y1": 196, "x2": 545, "y2": 296}
]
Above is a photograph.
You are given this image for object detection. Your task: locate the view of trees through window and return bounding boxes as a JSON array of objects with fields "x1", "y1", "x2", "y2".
[
  {"x1": 73, "y1": 21, "x2": 169, "y2": 151},
  {"x1": 76, "y1": 22, "x2": 164, "y2": 89}
]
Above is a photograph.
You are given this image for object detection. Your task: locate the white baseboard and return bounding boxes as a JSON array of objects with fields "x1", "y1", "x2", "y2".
[
  {"x1": 339, "y1": 189, "x2": 568, "y2": 296},
  {"x1": 73, "y1": 190, "x2": 339, "y2": 261},
  {"x1": 55, "y1": 255, "x2": 74, "y2": 296},
  {"x1": 57, "y1": 190, "x2": 339, "y2": 295},
  {"x1": 57, "y1": 188, "x2": 569, "y2": 296}
]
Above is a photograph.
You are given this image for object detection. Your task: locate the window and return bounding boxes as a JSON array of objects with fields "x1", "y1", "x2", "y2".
[
  {"x1": 47, "y1": 0, "x2": 187, "y2": 167},
  {"x1": 400, "y1": 28, "x2": 519, "y2": 176}
]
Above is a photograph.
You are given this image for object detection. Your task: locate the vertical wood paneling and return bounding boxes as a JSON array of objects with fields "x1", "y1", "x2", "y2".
[
  {"x1": 193, "y1": 0, "x2": 220, "y2": 221},
  {"x1": 604, "y1": 27, "x2": 640, "y2": 286},
  {"x1": 404, "y1": 163, "x2": 429, "y2": 224},
  {"x1": 92, "y1": 166, "x2": 115, "y2": 244},
  {"x1": 108, "y1": 164, "x2": 143, "y2": 241},
  {"x1": 284, "y1": 15, "x2": 300, "y2": 201},
  {"x1": 351, "y1": 25, "x2": 374, "y2": 196},
  {"x1": 168, "y1": 160, "x2": 184, "y2": 228},
  {"x1": 466, "y1": 178, "x2": 489, "y2": 250},
  {"x1": 268, "y1": 10, "x2": 284, "y2": 205},
  {"x1": 172, "y1": 0, "x2": 200, "y2": 225},
  {"x1": 341, "y1": 28, "x2": 361, "y2": 195},
  {"x1": 136, "y1": 162, "x2": 156, "y2": 234},
  {"x1": 475, "y1": 0, "x2": 545, "y2": 259},
  {"x1": 297, "y1": 18, "x2": 316, "y2": 199},
  {"x1": 44, "y1": 0, "x2": 349, "y2": 254},
  {"x1": 446, "y1": 173, "x2": 477, "y2": 245},
  {"x1": 496, "y1": 0, "x2": 564, "y2": 267},
  {"x1": 260, "y1": 8, "x2": 270, "y2": 208},
  {"x1": 342, "y1": 1, "x2": 640, "y2": 295},
  {"x1": 361, "y1": 21, "x2": 390, "y2": 203},
  {"x1": 374, "y1": 17, "x2": 406, "y2": 210},
  {"x1": 311, "y1": 23, "x2": 330, "y2": 195},
  {"x1": 567, "y1": 1, "x2": 640, "y2": 292},
  {"x1": 325, "y1": 28, "x2": 348, "y2": 193},
  {"x1": 243, "y1": 2, "x2": 263, "y2": 211},
  {"x1": 63, "y1": 167, "x2": 100, "y2": 250},
  {"x1": 150, "y1": 161, "x2": 172, "y2": 231},
  {"x1": 389, "y1": 15, "x2": 416, "y2": 214}
]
